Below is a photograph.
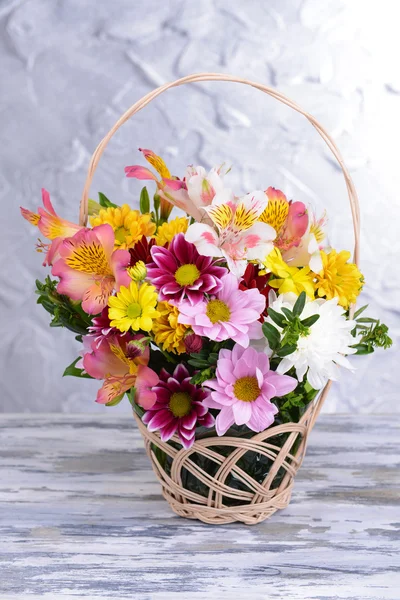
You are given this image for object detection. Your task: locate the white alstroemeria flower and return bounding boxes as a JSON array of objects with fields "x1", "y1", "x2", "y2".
[
  {"x1": 185, "y1": 163, "x2": 229, "y2": 208},
  {"x1": 267, "y1": 292, "x2": 357, "y2": 390},
  {"x1": 185, "y1": 189, "x2": 276, "y2": 277}
]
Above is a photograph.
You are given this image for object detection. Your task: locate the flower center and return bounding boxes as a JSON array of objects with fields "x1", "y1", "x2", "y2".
[
  {"x1": 175, "y1": 264, "x2": 200, "y2": 286},
  {"x1": 169, "y1": 392, "x2": 192, "y2": 417},
  {"x1": 126, "y1": 302, "x2": 142, "y2": 319},
  {"x1": 206, "y1": 299, "x2": 231, "y2": 324},
  {"x1": 233, "y1": 376, "x2": 261, "y2": 402},
  {"x1": 114, "y1": 226, "x2": 130, "y2": 244}
]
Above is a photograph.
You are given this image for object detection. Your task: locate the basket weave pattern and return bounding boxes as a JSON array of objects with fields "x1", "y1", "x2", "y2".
[
  {"x1": 79, "y1": 73, "x2": 360, "y2": 524},
  {"x1": 134, "y1": 382, "x2": 331, "y2": 525}
]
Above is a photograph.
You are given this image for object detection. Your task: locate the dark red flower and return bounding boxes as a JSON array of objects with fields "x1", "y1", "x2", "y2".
[
  {"x1": 239, "y1": 263, "x2": 271, "y2": 322},
  {"x1": 129, "y1": 235, "x2": 156, "y2": 267}
]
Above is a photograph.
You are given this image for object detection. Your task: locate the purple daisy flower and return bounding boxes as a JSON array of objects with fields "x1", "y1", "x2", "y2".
[
  {"x1": 146, "y1": 233, "x2": 227, "y2": 305},
  {"x1": 142, "y1": 363, "x2": 214, "y2": 449}
]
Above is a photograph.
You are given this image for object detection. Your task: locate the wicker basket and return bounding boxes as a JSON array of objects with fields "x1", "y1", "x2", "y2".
[{"x1": 79, "y1": 73, "x2": 360, "y2": 525}]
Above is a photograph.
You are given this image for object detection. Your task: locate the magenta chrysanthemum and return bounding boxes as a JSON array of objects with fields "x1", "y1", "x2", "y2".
[
  {"x1": 146, "y1": 233, "x2": 227, "y2": 305},
  {"x1": 142, "y1": 363, "x2": 214, "y2": 448},
  {"x1": 204, "y1": 344, "x2": 298, "y2": 435},
  {"x1": 177, "y1": 272, "x2": 265, "y2": 347},
  {"x1": 87, "y1": 307, "x2": 121, "y2": 347}
]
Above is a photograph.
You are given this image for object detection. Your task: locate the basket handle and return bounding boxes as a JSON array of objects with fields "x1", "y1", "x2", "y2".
[{"x1": 79, "y1": 72, "x2": 360, "y2": 266}]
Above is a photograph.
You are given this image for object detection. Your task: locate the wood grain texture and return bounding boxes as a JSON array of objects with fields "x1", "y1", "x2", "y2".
[{"x1": 0, "y1": 414, "x2": 399, "y2": 600}]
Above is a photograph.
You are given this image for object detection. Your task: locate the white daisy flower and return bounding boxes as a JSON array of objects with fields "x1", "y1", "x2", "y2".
[{"x1": 267, "y1": 291, "x2": 357, "y2": 390}]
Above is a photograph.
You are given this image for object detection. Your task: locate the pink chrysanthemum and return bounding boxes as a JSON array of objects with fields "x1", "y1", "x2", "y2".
[
  {"x1": 142, "y1": 364, "x2": 214, "y2": 449},
  {"x1": 204, "y1": 345, "x2": 298, "y2": 435},
  {"x1": 177, "y1": 272, "x2": 265, "y2": 347},
  {"x1": 146, "y1": 233, "x2": 227, "y2": 306},
  {"x1": 87, "y1": 307, "x2": 122, "y2": 347}
]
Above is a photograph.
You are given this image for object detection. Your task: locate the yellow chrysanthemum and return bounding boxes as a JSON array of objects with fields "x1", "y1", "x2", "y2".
[
  {"x1": 90, "y1": 204, "x2": 156, "y2": 249},
  {"x1": 152, "y1": 301, "x2": 190, "y2": 354},
  {"x1": 108, "y1": 281, "x2": 160, "y2": 333},
  {"x1": 265, "y1": 247, "x2": 315, "y2": 298},
  {"x1": 315, "y1": 250, "x2": 364, "y2": 309},
  {"x1": 155, "y1": 217, "x2": 189, "y2": 246}
]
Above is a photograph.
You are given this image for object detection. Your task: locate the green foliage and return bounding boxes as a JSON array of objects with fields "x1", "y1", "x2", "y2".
[
  {"x1": 98, "y1": 192, "x2": 118, "y2": 209},
  {"x1": 277, "y1": 379, "x2": 319, "y2": 423},
  {"x1": 292, "y1": 291, "x2": 306, "y2": 316},
  {"x1": 263, "y1": 298, "x2": 320, "y2": 356},
  {"x1": 351, "y1": 307, "x2": 393, "y2": 354},
  {"x1": 63, "y1": 357, "x2": 93, "y2": 379},
  {"x1": 139, "y1": 187, "x2": 150, "y2": 214},
  {"x1": 36, "y1": 276, "x2": 92, "y2": 335},
  {"x1": 262, "y1": 322, "x2": 281, "y2": 350},
  {"x1": 187, "y1": 342, "x2": 228, "y2": 385}
]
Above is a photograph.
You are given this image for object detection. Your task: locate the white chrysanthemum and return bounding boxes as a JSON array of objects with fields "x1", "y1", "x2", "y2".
[{"x1": 268, "y1": 292, "x2": 357, "y2": 390}]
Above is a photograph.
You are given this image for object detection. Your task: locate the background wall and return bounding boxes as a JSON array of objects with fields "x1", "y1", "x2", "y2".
[{"x1": 1, "y1": 0, "x2": 399, "y2": 413}]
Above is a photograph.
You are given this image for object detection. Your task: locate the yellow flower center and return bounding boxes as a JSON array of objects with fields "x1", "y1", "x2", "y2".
[
  {"x1": 126, "y1": 302, "x2": 142, "y2": 319},
  {"x1": 114, "y1": 226, "x2": 130, "y2": 244},
  {"x1": 169, "y1": 392, "x2": 192, "y2": 418},
  {"x1": 175, "y1": 264, "x2": 200, "y2": 286},
  {"x1": 233, "y1": 376, "x2": 261, "y2": 402},
  {"x1": 65, "y1": 241, "x2": 112, "y2": 275},
  {"x1": 206, "y1": 299, "x2": 231, "y2": 324}
]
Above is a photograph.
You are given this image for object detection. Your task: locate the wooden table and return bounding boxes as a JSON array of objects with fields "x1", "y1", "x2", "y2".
[{"x1": 0, "y1": 414, "x2": 399, "y2": 600}]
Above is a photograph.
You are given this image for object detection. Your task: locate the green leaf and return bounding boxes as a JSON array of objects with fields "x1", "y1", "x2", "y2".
[
  {"x1": 98, "y1": 192, "x2": 118, "y2": 209},
  {"x1": 301, "y1": 314, "x2": 320, "y2": 327},
  {"x1": 190, "y1": 367, "x2": 215, "y2": 386},
  {"x1": 353, "y1": 304, "x2": 368, "y2": 319},
  {"x1": 139, "y1": 187, "x2": 150, "y2": 214},
  {"x1": 267, "y1": 308, "x2": 287, "y2": 328},
  {"x1": 276, "y1": 344, "x2": 297, "y2": 357},
  {"x1": 262, "y1": 322, "x2": 281, "y2": 350},
  {"x1": 292, "y1": 291, "x2": 306, "y2": 317},
  {"x1": 63, "y1": 357, "x2": 93, "y2": 379},
  {"x1": 350, "y1": 343, "x2": 374, "y2": 355},
  {"x1": 126, "y1": 388, "x2": 136, "y2": 407},
  {"x1": 356, "y1": 317, "x2": 378, "y2": 324},
  {"x1": 281, "y1": 307, "x2": 294, "y2": 322}
]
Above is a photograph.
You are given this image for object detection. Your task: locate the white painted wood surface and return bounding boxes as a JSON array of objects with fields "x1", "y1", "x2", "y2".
[{"x1": 0, "y1": 414, "x2": 399, "y2": 600}]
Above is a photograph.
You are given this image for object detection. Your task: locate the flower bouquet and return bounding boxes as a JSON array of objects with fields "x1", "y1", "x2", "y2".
[{"x1": 21, "y1": 75, "x2": 392, "y2": 524}]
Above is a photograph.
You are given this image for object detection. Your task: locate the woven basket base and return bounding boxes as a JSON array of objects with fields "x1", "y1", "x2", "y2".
[
  {"x1": 134, "y1": 383, "x2": 331, "y2": 525},
  {"x1": 161, "y1": 483, "x2": 294, "y2": 525}
]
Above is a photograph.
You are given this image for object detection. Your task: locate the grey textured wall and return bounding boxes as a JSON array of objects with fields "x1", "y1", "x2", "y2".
[{"x1": 1, "y1": 0, "x2": 399, "y2": 413}]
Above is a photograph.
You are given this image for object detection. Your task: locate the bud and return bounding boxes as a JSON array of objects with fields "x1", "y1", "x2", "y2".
[
  {"x1": 159, "y1": 195, "x2": 173, "y2": 221},
  {"x1": 128, "y1": 260, "x2": 147, "y2": 282},
  {"x1": 88, "y1": 198, "x2": 102, "y2": 216},
  {"x1": 126, "y1": 336, "x2": 149, "y2": 360},
  {"x1": 184, "y1": 333, "x2": 203, "y2": 354}
]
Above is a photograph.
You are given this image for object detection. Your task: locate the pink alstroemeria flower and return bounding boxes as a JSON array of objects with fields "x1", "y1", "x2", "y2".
[
  {"x1": 52, "y1": 224, "x2": 131, "y2": 314},
  {"x1": 177, "y1": 272, "x2": 265, "y2": 347},
  {"x1": 279, "y1": 201, "x2": 309, "y2": 251},
  {"x1": 185, "y1": 189, "x2": 276, "y2": 277},
  {"x1": 283, "y1": 209, "x2": 327, "y2": 272},
  {"x1": 21, "y1": 188, "x2": 83, "y2": 265},
  {"x1": 203, "y1": 344, "x2": 298, "y2": 435},
  {"x1": 125, "y1": 149, "x2": 223, "y2": 224},
  {"x1": 83, "y1": 332, "x2": 158, "y2": 407}
]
